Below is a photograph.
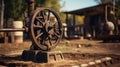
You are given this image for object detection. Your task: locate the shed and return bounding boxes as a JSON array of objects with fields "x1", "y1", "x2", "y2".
[{"x1": 64, "y1": 3, "x2": 116, "y2": 39}]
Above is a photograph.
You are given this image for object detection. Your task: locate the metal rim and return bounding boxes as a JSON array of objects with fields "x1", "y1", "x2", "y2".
[{"x1": 30, "y1": 8, "x2": 62, "y2": 51}]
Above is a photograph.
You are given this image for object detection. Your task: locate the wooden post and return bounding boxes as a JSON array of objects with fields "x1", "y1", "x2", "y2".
[
  {"x1": 65, "y1": 13, "x2": 68, "y2": 26},
  {"x1": 66, "y1": 13, "x2": 69, "y2": 37},
  {"x1": 73, "y1": 15, "x2": 76, "y2": 26},
  {"x1": 0, "y1": 0, "x2": 8, "y2": 44},
  {"x1": 0, "y1": 0, "x2": 4, "y2": 28},
  {"x1": 4, "y1": 33, "x2": 8, "y2": 44},
  {"x1": 27, "y1": 0, "x2": 34, "y2": 17},
  {"x1": 11, "y1": 32, "x2": 14, "y2": 43},
  {"x1": 73, "y1": 15, "x2": 76, "y2": 35},
  {"x1": 105, "y1": 5, "x2": 108, "y2": 22}
]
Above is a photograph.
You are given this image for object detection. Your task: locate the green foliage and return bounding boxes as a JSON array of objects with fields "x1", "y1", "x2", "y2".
[
  {"x1": 4, "y1": 0, "x2": 27, "y2": 21},
  {"x1": 76, "y1": 16, "x2": 84, "y2": 24},
  {"x1": 60, "y1": 12, "x2": 66, "y2": 23},
  {"x1": 3, "y1": 0, "x2": 61, "y2": 21},
  {"x1": 35, "y1": 0, "x2": 62, "y2": 23},
  {"x1": 115, "y1": 0, "x2": 120, "y2": 18},
  {"x1": 35, "y1": 0, "x2": 61, "y2": 12}
]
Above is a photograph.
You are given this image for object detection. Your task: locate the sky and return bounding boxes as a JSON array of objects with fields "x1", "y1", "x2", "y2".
[{"x1": 60, "y1": 0, "x2": 98, "y2": 11}]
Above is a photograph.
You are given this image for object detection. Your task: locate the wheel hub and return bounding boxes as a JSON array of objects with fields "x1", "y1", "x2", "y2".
[{"x1": 45, "y1": 21, "x2": 53, "y2": 35}]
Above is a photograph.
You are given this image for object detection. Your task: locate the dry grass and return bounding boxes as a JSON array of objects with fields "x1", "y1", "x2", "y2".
[
  {"x1": 0, "y1": 41, "x2": 32, "y2": 55},
  {"x1": 54, "y1": 45, "x2": 77, "y2": 51}
]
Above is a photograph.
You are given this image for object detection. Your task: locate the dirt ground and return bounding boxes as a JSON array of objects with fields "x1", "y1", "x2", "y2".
[
  {"x1": 57, "y1": 39, "x2": 120, "y2": 55},
  {"x1": 0, "y1": 39, "x2": 119, "y2": 67},
  {"x1": 0, "y1": 39, "x2": 119, "y2": 55}
]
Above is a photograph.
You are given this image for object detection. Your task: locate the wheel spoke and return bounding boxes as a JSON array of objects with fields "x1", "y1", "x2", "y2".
[
  {"x1": 41, "y1": 35, "x2": 48, "y2": 46},
  {"x1": 36, "y1": 32, "x2": 43, "y2": 39},
  {"x1": 33, "y1": 24, "x2": 43, "y2": 28},
  {"x1": 48, "y1": 37, "x2": 52, "y2": 46},
  {"x1": 35, "y1": 17, "x2": 44, "y2": 26},
  {"x1": 47, "y1": 11, "x2": 50, "y2": 21},
  {"x1": 53, "y1": 31, "x2": 60, "y2": 38},
  {"x1": 55, "y1": 28, "x2": 61, "y2": 33},
  {"x1": 41, "y1": 11, "x2": 45, "y2": 21},
  {"x1": 50, "y1": 21, "x2": 57, "y2": 27}
]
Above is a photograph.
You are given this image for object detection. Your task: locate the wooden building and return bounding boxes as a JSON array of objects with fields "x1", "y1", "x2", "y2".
[{"x1": 64, "y1": 3, "x2": 118, "y2": 39}]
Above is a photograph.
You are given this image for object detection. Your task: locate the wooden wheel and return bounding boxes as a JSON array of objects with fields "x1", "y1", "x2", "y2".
[{"x1": 29, "y1": 8, "x2": 62, "y2": 51}]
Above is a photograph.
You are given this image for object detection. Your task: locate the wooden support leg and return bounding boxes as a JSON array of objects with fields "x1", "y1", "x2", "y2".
[{"x1": 4, "y1": 32, "x2": 8, "y2": 44}]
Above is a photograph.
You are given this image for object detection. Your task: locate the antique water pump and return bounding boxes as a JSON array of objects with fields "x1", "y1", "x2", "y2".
[{"x1": 25, "y1": 0, "x2": 63, "y2": 51}]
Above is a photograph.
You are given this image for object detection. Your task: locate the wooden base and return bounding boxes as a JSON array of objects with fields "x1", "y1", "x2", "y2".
[{"x1": 21, "y1": 50, "x2": 64, "y2": 63}]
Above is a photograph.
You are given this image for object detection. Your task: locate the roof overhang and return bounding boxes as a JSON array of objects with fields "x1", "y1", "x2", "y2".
[{"x1": 64, "y1": 3, "x2": 115, "y2": 16}]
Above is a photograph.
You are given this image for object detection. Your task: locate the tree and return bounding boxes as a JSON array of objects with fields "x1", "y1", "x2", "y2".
[
  {"x1": 35, "y1": 0, "x2": 61, "y2": 12},
  {"x1": 0, "y1": 0, "x2": 62, "y2": 26},
  {"x1": 2, "y1": 0, "x2": 61, "y2": 21},
  {"x1": 115, "y1": 0, "x2": 120, "y2": 18},
  {"x1": 35, "y1": 0, "x2": 64, "y2": 23},
  {"x1": 4, "y1": 0, "x2": 26, "y2": 21},
  {"x1": 76, "y1": 16, "x2": 84, "y2": 24}
]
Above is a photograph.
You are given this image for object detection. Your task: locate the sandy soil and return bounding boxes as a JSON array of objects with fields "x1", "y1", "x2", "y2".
[{"x1": 0, "y1": 39, "x2": 119, "y2": 67}]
